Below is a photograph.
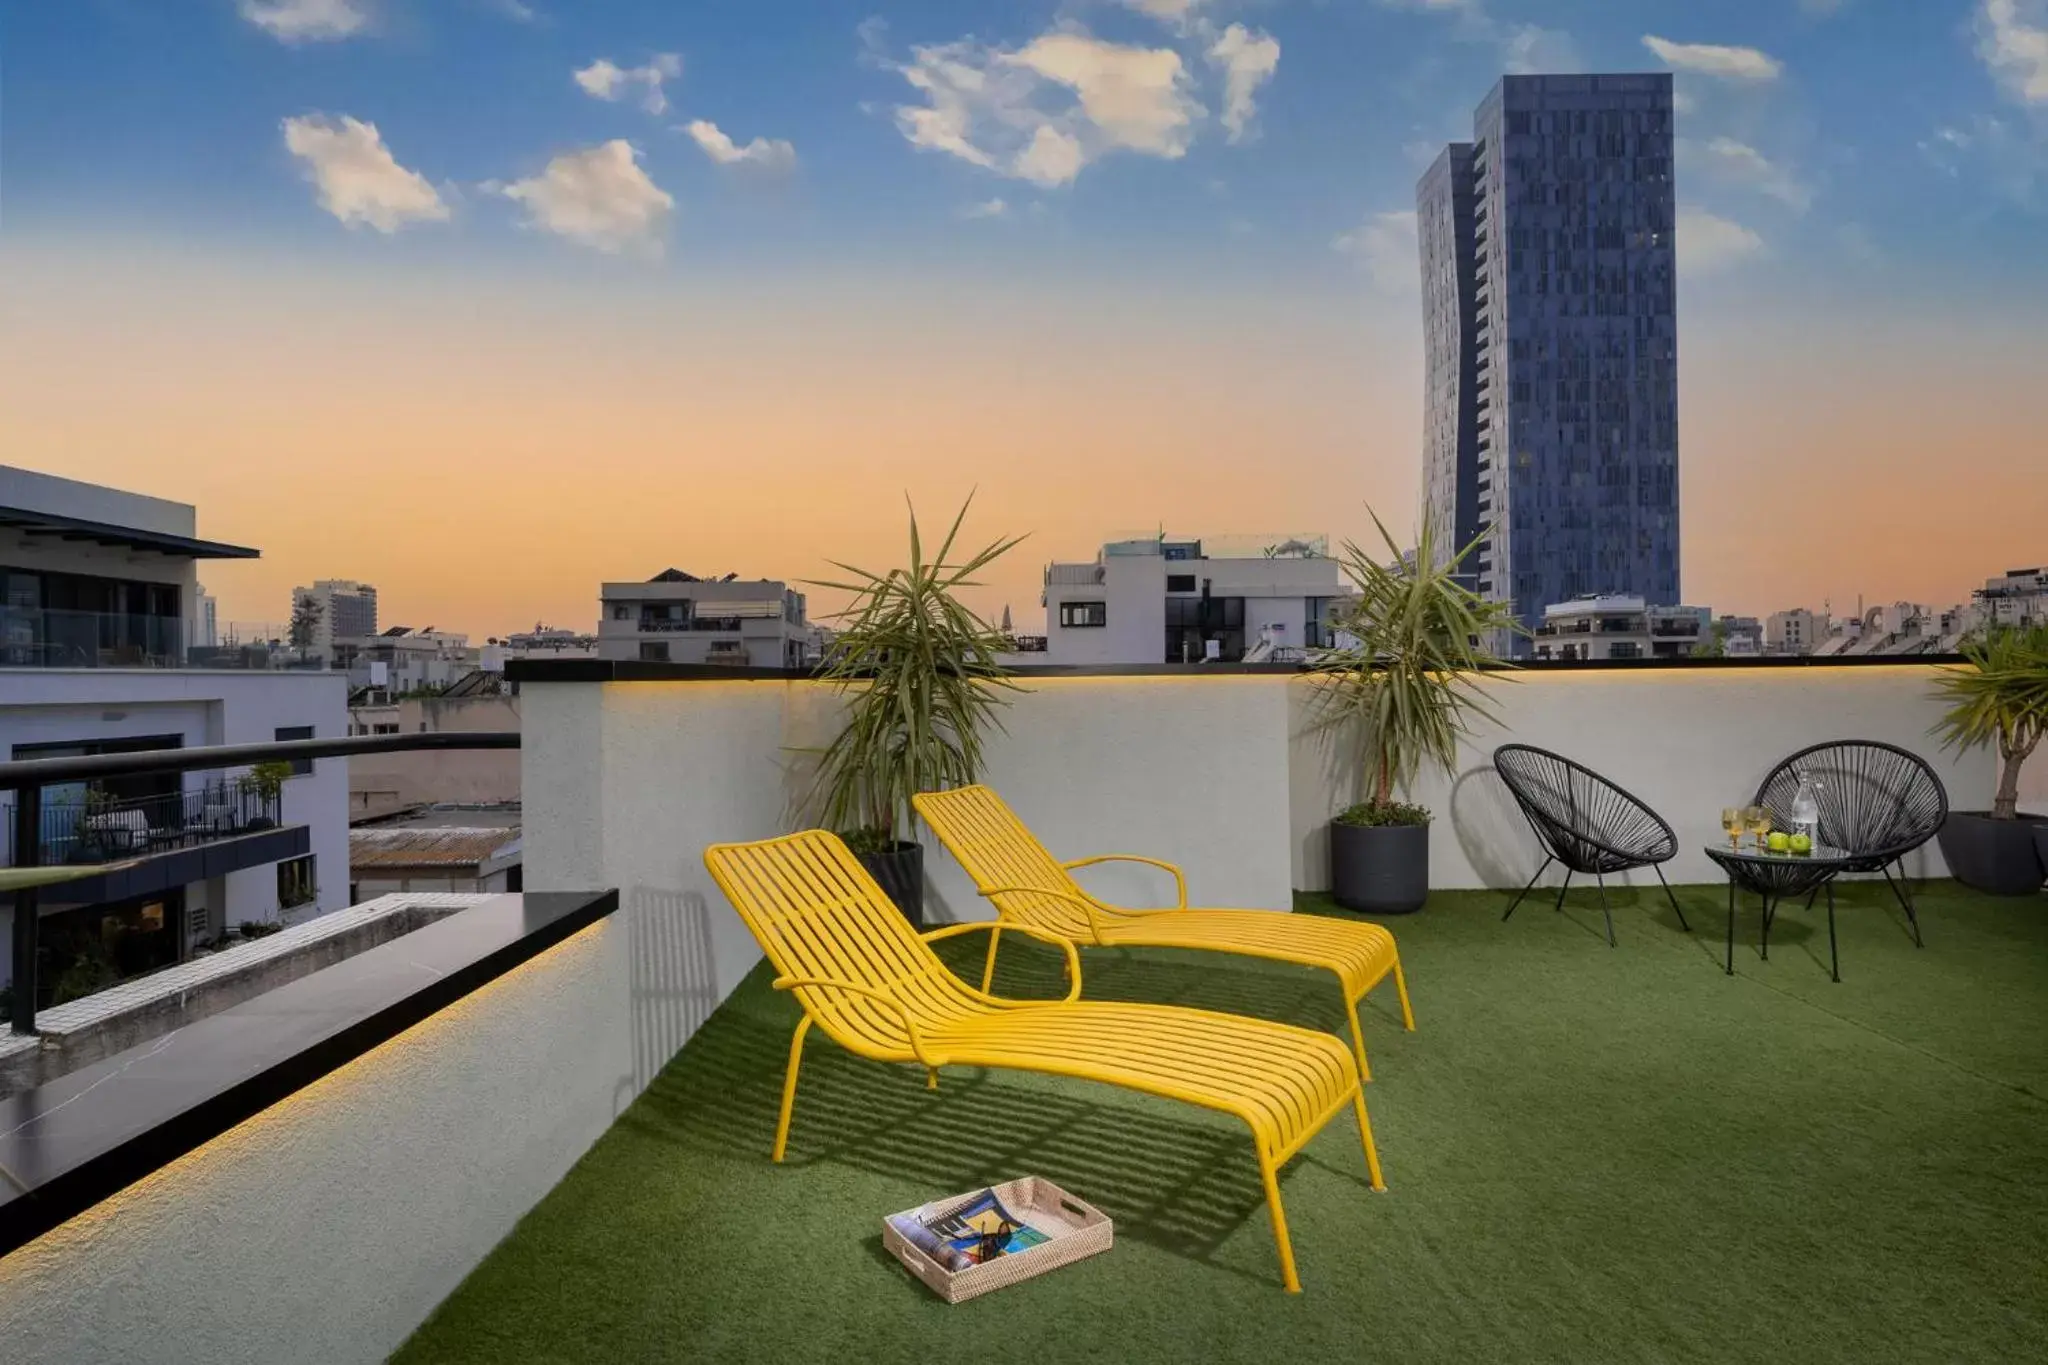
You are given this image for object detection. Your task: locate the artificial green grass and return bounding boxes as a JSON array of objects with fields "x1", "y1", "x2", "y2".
[{"x1": 395, "y1": 881, "x2": 2048, "y2": 1364}]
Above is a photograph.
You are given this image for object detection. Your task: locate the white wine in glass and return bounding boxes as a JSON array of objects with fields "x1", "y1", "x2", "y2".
[
  {"x1": 1721, "y1": 807, "x2": 1743, "y2": 851},
  {"x1": 1744, "y1": 805, "x2": 1772, "y2": 850}
]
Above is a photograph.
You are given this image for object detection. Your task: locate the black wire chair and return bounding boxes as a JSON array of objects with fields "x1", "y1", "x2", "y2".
[
  {"x1": 1754, "y1": 740, "x2": 1948, "y2": 947},
  {"x1": 1493, "y1": 744, "x2": 1688, "y2": 947}
]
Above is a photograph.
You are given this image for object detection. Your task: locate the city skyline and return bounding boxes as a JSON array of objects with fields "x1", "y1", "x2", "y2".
[{"x1": 3, "y1": 1, "x2": 2046, "y2": 637}]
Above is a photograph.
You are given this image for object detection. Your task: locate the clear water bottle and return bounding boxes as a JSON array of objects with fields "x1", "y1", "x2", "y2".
[{"x1": 1790, "y1": 770, "x2": 1821, "y2": 848}]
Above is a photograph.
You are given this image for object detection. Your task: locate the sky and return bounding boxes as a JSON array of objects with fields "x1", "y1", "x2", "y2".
[{"x1": 2, "y1": 0, "x2": 2046, "y2": 638}]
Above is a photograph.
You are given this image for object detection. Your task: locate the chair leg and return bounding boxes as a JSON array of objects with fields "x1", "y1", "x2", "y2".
[
  {"x1": 1760, "y1": 894, "x2": 1774, "y2": 961},
  {"x1": 1343, "y1": 993, "x2": 1372, "y2": 1083},
  {"x1": 1257, "y1": 1150, "x2": 1303, "y2": 1294},
  {"x1": 979, "y1": 924, "x2": 1004, "y2": 993},
  {"x1": 1353, "y1": 1087, "x2": 1387, "y2": 1193},
  {"x1": 1826, "y1": 881, "x2": 1841, "y2": 983},
  {"x1": 1502, "y1": 855, "x2": 1553, "y2": 921},
  {"x1": 1654, "y1": 865, "x2": 1691, "y2": 932},
  {"x1": 1392, "y1": 957, "x2": 1416, "y2": 1032},
  {"x1": 1595, "y1": 871, "x2": 1616, "y2": 948},
  {"x1": 1882, "y1": 861, "x2": 1924, "y2": 948},
  {"x1": 1552, "y1": 868, "x2": 1573, "y2": 913},
  {"x1": 1724, "y1": 879, "x2": 1737, "y2": 976},
  {"x1": 772, "y1": 1017, "x2": 812, "y2": 1163}
]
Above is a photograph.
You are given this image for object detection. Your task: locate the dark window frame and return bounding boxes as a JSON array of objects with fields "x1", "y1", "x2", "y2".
[
  {"x1": 274, "y1": 725, "x2": 314, "y2": 777},
  {"x1": 1058, "y1": 601, "x2": 1107, "y2": 629}
]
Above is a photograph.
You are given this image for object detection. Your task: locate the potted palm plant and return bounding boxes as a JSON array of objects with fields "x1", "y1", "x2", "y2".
[
  {"x1": 1310, "y1": 510, "x2": 1519, "y2": 914},
  {"x1": 1930, "y1": 625, "x2": 2048, "y2": 895},
  {"x1": 806, "y1": 497, "x2": 1024, "y2": 927}
]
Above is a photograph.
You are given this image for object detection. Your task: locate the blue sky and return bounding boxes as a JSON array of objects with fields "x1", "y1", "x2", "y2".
[
  {"x1": 6, "y1": 0, "x2": 2046, "y2": 295},
  {"x1": 3, "y1": 1, "x2": 2046, "y2": 635}
]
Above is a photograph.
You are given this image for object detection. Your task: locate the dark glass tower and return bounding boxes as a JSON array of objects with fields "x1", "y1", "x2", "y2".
[{"x1": 1418, "y1": 74, "x2": 1679, "y2": 649}]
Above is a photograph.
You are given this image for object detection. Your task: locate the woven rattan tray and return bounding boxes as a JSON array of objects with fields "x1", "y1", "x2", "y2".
[{"x1": 883, "y1": 1176, "x2": 1113, "y2": 1303}]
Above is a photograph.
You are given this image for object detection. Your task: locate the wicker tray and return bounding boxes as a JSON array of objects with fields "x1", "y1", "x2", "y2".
[{"x1": 883, "y1": 1176, "x2": 1113, "y2": 1303}]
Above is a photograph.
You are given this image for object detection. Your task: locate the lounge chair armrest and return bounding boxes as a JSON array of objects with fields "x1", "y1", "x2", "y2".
[
  {"x1": 923, "y1": 921, "x2": 1083, "y2": 1003},
  {"x1": 1062, "y1": 854, "x2": 1188, "y2": 910},
  {"x1": 973, "y1": 883, "x2": 1116, "y2": 945},
  {"x1": 770, "y1": 975, "x2": 940, "y2": 1067}
]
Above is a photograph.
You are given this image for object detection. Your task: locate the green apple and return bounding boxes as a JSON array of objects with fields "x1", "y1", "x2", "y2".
[
  {"x1": 1789, "y1": 833, "x2": 1812, "y2": 855},
  {"x1": 1767, "y1": 831, "x2": 1790, "y2": 853}
]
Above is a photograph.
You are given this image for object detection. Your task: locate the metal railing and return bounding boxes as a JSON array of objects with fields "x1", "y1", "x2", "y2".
[
  {"x1": 5, "y1": 783, "x2": 281, "y2": 867},
  {"x1": 2, "y1": 731, "x2": 519, "y2": 1037},
  {"x1": 0, "y1": 607, "x2": 186, "y2": 669}
]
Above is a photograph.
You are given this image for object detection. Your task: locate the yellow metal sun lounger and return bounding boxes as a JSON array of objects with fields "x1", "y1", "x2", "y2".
[
  {"x1": 913, "y1": 786, "x2": 1415, "y2": 1082},
  {"x1": 704, "y1": 829, "x2": 1384, "y2": 1293}
]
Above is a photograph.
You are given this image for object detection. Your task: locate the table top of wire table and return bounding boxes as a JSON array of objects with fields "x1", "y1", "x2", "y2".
[{"x1": 1703, "y1": 842, "x2": 1854, "y2": 982}]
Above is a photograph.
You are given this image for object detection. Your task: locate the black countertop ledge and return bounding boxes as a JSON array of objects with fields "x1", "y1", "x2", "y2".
[{"x1": 0, "y1": 888, "x2": 619, "y2": 1259}]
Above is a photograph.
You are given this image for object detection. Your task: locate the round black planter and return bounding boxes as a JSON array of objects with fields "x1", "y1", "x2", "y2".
[
  {"x1": 1935, "y1": 811, "x2": 2047, "y2": 897},
  {"x1": 1330, "y1": 821, "x2": 1429, "y2": 915},
  {"x1": 856, "y1": 840, "x2": 925, "y2": 928}
]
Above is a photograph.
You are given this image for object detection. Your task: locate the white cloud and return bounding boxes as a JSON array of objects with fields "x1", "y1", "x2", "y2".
[
  {"x1": 682, "y1": 120, "x2": 796, "y2": 172},
  {"x1": 884, "y1": 26, "x2": 1201, "y2": 187},
  {"x1": 1977, "y1": 0, "x2": 2048, "y2": 105},
  {"x1": 1121, "y1": 0, "x2": 1207, "y2": 29},
  {"x1": 281, "y1": 114, "x2": 449, "y2": 232},
  {"x1": 1332, "y1": 210, "x2": 1419, "y2": 295},
  {"x1": 487, "y1": 0, "x2": 538, "y2": 20},
  {"x1": 1501, "y1": 24, "x2": 1581, "y2": 74},
  {"x1": 1206, "y1": 24, "x2": 1281, "y2": 143},
  {"x1": 573, "y1": 54, "x2": 682, "y2": 116},
  {"x1": 1694, "y1": 137, "x2": 1812, "y2": 211},
  {"x1": 1676, "y1": 206, "x2": 1764, "y2": 275},
  {"x1": 1642, "y1": 35, "x2": 1783, "y2": 82},
  {"x1": 240, "y1": 0, "x2": 369, "y2": 43},
  {"x1": 958, "y1": 197, "x2": 1010, "y2": 219},
  {"x1": 495, "y1": 140, "x2": 673, "y2": 256}
]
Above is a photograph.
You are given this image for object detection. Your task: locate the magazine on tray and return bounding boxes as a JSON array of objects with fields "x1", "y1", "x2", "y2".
[{"x1": 887, "y1": 1188, "x2": 1050, "y2": 1273}]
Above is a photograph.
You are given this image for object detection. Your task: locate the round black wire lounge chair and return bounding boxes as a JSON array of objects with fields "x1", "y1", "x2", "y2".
[
  {"x1": 1493, "y1": 744, "x2": 1688, "y2": 947},
  {"x1": 1754, "y1": 740, "x2": 1948, "y2": 947}
]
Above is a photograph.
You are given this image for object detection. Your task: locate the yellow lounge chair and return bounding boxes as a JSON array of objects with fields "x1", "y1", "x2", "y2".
[
  {"x1": 704, "y1": 830, "x2": 1384, "y2": 1293},
  {"x1": 913, "y1": 785, "x2": 1415, "y2": 1082}
]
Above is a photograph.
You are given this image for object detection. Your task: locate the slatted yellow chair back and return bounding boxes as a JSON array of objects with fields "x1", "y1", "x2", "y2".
[
  {"x1": 705, "y1": 830, "x2": 972, "y2": 1062},
  {"x1": 912, "y1": 785, "x2": 1102, "y2": 941}
]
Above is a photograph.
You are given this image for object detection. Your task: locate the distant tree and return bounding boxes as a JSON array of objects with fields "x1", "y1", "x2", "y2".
[
  {"x1": 1691, "y1": 620, "x2": 1728, "y2": 659},
  {"x1": 288, "y1": 595, "x2": 323, "y2": 651}
]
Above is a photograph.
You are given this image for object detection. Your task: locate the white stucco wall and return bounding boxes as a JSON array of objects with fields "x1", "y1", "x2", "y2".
[
  {"x1": 0, "y1": 909, "x2": 631, "y2": 1365},
  {"x1": 1286, "y1": 663, "x2": 1995, "y2": 892}
]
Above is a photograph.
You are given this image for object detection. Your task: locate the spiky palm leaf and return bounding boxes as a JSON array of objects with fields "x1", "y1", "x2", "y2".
[
  {"x1": 0, "y1": 860, "x2": 144, "y2": 892},
  {"x1": 1930, "y1": 625, "x2": 2048, "y2": 819},
  {"x1": 806, "y1": 495, "x2": 1025, "y2": 842},
  {"x1": 1309, "y1": 508, "x2": 1522, "y2": 812}
]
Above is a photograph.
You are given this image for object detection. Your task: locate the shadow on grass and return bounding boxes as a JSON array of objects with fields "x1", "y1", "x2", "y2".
[{"x1": 617, "y1": 944, "x2": 1382, "y2": 1288}]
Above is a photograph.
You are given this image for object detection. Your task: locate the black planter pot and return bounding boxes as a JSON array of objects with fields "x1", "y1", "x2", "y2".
[
  {"x1": 1935, "y1": 811, "x2": 2047, "y2": 897},
  {"x1": 856, "y1": 840, "x2": 925, "y2": 928},
  {"x1": 1330, "y1": 821, "x2": 1429, "y2": 915}
]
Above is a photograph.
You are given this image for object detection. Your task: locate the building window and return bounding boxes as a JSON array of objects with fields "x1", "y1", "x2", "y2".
[
  {"x1": 1166, "y1": 574, "x2": 1197, "y2": 593},
  {"x1": 1059, "y1": 602, "x2": 1107, "y2": 628},
  {"x1": 274, "y1": 725, "x2": 314, "y2": 777},
  {"x1": 612, "y1": 604, "x2": 630, "y2": 620},
  {"x1": 373, "y1": 723, "x2": 400, "y2": 735},
  {"x1": 278, "y1": 855, "x2": 317, "y2": 911},
  {"x1": 639, "y1": 641, "x2": 671, "y2": 662}
]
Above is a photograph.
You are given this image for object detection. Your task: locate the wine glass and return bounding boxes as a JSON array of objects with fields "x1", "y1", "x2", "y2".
[
  {"x1": 1744, "y1": 804, "x2": 1772, "y2": 851},
  {"x1": 1720, "y1": 807, "x2": 1743, "y2": 851}
]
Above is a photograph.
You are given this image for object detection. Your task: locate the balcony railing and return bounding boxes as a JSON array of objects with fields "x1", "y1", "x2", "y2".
[
  {"x1": 4, "y1": 782, "x2": 280, "y2": 867},
  {"x1": 0, "y1": 607, "x2": 185, "y2": 669}
]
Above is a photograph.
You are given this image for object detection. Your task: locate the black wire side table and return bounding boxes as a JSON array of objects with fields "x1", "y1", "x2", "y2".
[{"x1": 1704, "y1": 843, "x2": 1856, "y2": 982}]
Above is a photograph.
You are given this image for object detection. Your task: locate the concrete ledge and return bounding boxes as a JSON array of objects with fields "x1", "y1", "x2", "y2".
[{"x1": 3, "y1": 894, "x2": 492, "y2": 1094}]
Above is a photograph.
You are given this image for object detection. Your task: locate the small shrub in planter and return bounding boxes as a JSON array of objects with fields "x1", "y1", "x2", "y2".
[
  {"x1": 1311, "y1": 509, "x2": 1520, "y2": 915},
  {"x1": 1930, "y1": 626, "x2": 2048, "y2": 895},
  {"x1": 805, "y1": 496, "x2": 1024, "y2": 928}
]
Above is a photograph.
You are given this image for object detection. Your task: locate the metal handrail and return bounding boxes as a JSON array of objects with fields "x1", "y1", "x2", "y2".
[{"x1": 5, "y1": 731, "x2": 520, "y2": 1036}]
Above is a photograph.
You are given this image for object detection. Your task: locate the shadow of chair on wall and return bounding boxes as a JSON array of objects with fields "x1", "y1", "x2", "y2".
[{"x1": 618, "y1": 885, "x2": 723, "y2": 1109}]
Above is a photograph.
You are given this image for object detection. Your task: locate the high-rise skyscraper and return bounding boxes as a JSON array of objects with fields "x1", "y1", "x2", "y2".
[
  {"x1": 291, "y1": 578, "x2": 378, "y2": 658},
  {"x1": 1418, "y1": 73, "x2": 1679, "y2": 649}
]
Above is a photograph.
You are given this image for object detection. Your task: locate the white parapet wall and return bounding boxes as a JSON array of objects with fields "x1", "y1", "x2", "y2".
[
  {"x1": 521, "y1": 663, "x2": 1988, "y2": 1071},
  {"x1": 1286, "y1": 662, "x2": 1994, "y2": 893}
]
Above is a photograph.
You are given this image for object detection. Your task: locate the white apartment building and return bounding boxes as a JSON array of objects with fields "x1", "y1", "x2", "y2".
[
  {"x1": 291, "y1": 579, "x2": 378, "y2": 660},
  {"x1": 1531, "y1": 595, "x2": 1708, "y2": 661},
  {"x1": 1041, "y1": 535, "x2": 1344, "y2": 666},
  {"x1": 1975, "y1": 565, "x2": 2047, "y2": 630},
  {"x1": 0, "y1": 465, "x2": 348, "y2": 999},
  {"x1": 1766, "y1": 608, "x2": 1823, "y2": 656},
  {"x1": 598, "y1": 569, "x2": 810, "y2": 669},
  {"x1": 335, "y1": 626, "x2": 478, "y2": 696}
]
